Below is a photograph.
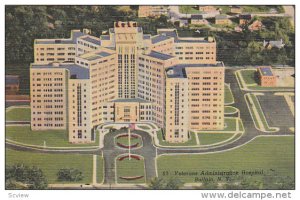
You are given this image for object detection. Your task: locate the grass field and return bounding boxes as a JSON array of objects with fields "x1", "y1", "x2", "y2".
[
  {"x1": 138, "y1": 125, "x2": 150, "y2": 130},
  {"x1": 225, "y1": 84, "x2": 234, "y2": 105},
  {"x1": 225, "y1": 106, "x2": 238, "y2": 114},
  {"x1": 6, "y1": 149, "x2": 97, "y2": 184},
  {"x1": 157, "y1": 130, "x2": 198, "y2": 146},
  {"x1": 216, "y1": 6, "x2": 230, "y2": 14},
  {"x1": 157, "y1": 136, "x2": 294, "y2": 184},
  {"x1": 179, "y1": 6, "x2": 202, "y2": 14},
  {"x1": 240, "y1": 69, "x2": 258, "y2": 85},
  {"x1": 116, "y1": 135, "x2": 142, "y2": 147},
  {"x1": 6, "y1": 107, "x2": 31, "y2": 121},
  {"x1": 116, "y1": 157, "x2": 145, "y2": 184},
  {"x1": 198, "y1": 133, "x2": 235, "y2": 145},
  {"x1": 224, "y1": 117, "x2": 243, "y2": 132},
  {"x1": 242, "y1": 5, "x2": 284, "y2": 13},
  {"x1": 6, "y1": 126, "x2": 99, "y2": 147}
]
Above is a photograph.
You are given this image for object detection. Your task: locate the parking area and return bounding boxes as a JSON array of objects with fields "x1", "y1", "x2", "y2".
[{"x1": 257, "y1": 94, "x2": 294, "y2": 128}]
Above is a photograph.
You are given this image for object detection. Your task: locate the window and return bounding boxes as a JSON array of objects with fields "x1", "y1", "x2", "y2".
[{"x1": 78, "y1": 130, "x2": 82, "y2": 138}]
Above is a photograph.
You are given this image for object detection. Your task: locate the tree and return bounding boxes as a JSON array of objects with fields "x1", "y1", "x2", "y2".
[
  {"x1": 180, "y1": 6, "x2": 192, "y2": 18},
  {"x1": 201, "y1": 180, "x2": 220, "y2": 189},
  {"x1": 148, "y1": 177, "x2": 183, "y2": 189},
  {"x1": 57, "y1": 168, "x2": 84, "y2": 182},
  {"x1": 164, "y1": 178, "x2": 183, "y2": 189},
  {"x1": 6, "y1": 164, "x2": 48, "y2": 189},
  {"x1": 148, "y1": 177, "x2": 165, "y2": 189}
]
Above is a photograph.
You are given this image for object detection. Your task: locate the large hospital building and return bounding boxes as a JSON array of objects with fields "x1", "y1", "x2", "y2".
[{"x1": 30, "y1": 21, "x2": 224, "y2": 143}]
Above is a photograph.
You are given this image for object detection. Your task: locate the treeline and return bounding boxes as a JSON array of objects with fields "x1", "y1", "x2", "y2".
[
  {"x1": 5, "y1": 6, "x2": 295, "y2": 95},
  {"x1": 5, "y1": 5, "x2": 174, "y2": 64},
  {"x1": 5, "y1": 6, "x2": 130, "y2": 64},
  {"x1": 6, "y1": 164, "x2": 85, "y2": 189},
  {"x1": 5, "y1": 6, "x2": 295, "y2": 66},
  {"x1": 215, "y1": 17, "x2": 295, "y2": 66}
]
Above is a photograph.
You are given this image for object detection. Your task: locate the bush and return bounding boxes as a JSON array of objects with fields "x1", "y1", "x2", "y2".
[
  {"x1": 57, "y1": 168, "x2": 84, "y2": 182},
  {"x1": 6, "y1": 164, "x2": 48, "y2": 189}
]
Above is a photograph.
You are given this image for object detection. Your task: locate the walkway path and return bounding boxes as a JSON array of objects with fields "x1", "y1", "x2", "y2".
[{"x1": 92, "y1": 155, "x2": 97, "y2": 185}]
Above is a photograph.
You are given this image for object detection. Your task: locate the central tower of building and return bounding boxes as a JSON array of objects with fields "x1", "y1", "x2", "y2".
[{"x1": 113, "y1": 21, "x2": 144, "y2": 98}]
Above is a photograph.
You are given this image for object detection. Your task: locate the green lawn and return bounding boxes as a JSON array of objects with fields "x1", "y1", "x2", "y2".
[
  {"x1": 224, "y1": 118, "x2": 241, "y2": 132},
  {"x1": 197, "y1": 118, "x2": 241, "y2": 133},
  {"x1": 225, "y1": 84, "x2": 234, "y2": 105},
  {"x1": 179, "y1": 6, "x2": 202, "y2": 14},
  {"x1": 216, "y1": 6, "x2": 231, "y2": 14},
  {"x1": 6, "y1": 149, "x2": 94, "y2": 184},
  {"x1": 97, "y1": 155, "x2": 104, "y2": 184},
  {"x1": 6, "y1": 107, "x2": 31, "y2": 121},
  {"x1": 116, "y1": 157, "x2": 145, "y2": 184},
  {"x1": 157, "y1": 130, "x2": 198, "y2": 146},
  {"x1": 158, "y1": 136, "x2": 294, "y2": 184},
  {"x1": 242, "y1": 5, "x2": 283, "y2": 13},
  {"x1": 116, "y1": 135, "x2": 142, "y2": 147},
  {"x1": 6, "y1": 126, "x2": 99, "y2": 147},
  {"x1": 246, "y1": 94, "x2": 277, "y2": 132},
  {"x1": 138, "y1": 125, "x2": 150, "y2": 130},
  {"x1": 198, "y1": 133, "x2": 235, "y2": 145},
  {"x1": 225, "y1": 106, "x2": 238, "y2": 114},
  {"x1": 240, "y1": 69, "x2": 258, "y2": 85}
]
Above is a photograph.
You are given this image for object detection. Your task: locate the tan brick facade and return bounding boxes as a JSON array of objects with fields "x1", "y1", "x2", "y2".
[{"x1": 30, "y1": 22, "x2": 225, "y2": 144}]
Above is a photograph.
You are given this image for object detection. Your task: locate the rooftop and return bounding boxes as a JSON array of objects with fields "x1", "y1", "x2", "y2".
[
  {"x1": 111, "y1": 98, "x2": 150, "y2": 103},
  {"x1": 35, "y1": 30, "x2": 86, "y2": 44},
  {"x1": 264, "y1": 39, "x2": 285, "y2": 48},
  {"x1": 191, "y1": 14, "x2": 204, "y2": 20},
  {"x1": 31, "y1": 63, "x2": 90, "y2": 79},
  {"x1": 258, "y1": 66, "x2": 274, "y2": 76},
  {"x1": 166, "y1": 62, "x2": 224, "y2": 78},
  {"x1": 81, "y1": 50, "x2": 112, "y2": 61},
  {"x1": 215, "y1": 14, "x2": 228, "y2": 20},
  {"x1": 157, "y1": 29, "x2": 178, "y2": 38},
  {"x1": 146, "y1": 51, "x2": 174, "y2": 60},
  {"x1": 231, "y1": 5, "x2": 241, "y2": 9},
  {"x1": 80, "y1": 36, "x2": 101, "y2": 46},
  {"x1": 143, "y1": 34, "x2": 151, "y2": 40},
  {"x1": 100, "y1": 35, "x2": 110, "y2": 40},
  {"x1": 6, "y1": 75, "x2": 19, "y2": 85},
  {"x1": 175, "y1": 38, "x2": 210, "y2": 43},
  {"x1": 239, "y1": 13, "x2": 252, "y2": 19},
  {"x1": 151, "y1": 34, "x2": 171, "y2": 44}
]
